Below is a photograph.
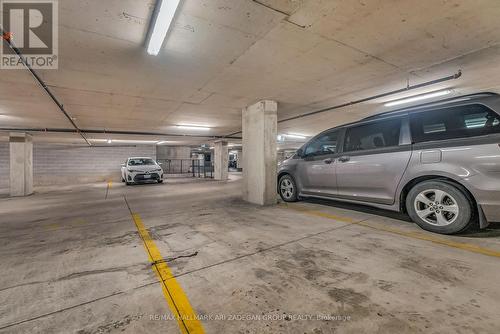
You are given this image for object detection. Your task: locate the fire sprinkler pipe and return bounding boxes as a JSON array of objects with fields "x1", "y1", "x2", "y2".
[
  {"x1": 223, "y1": 70, "x2": 462, "y2": 137},
  {"x1": 1, "y1": 27, "x2": 92, "y2": 146},
  {"x1": 0, "y1": 127, "x2": 242, "y2": 140},
  {"x1": 278, "y1": 70, "x2": 462, "y2": 123}
]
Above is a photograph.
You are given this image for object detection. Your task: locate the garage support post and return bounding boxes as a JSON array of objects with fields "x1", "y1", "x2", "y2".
[
  {"x1": 242, "y1": 100, "x2": 278, "y2": 205},
  {"x1": 214, "y1": 140, "x2": 229, "y2": 180},
  {"x1": 9, "y1": 132, "x2": 33, "y2": 197}
]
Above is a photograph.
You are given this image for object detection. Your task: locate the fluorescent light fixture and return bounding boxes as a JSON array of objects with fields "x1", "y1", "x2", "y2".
[
  {"x1": 147, "y1": 0, "x2": 182, "y2": 56},
  {"x1": 91, "y1": 139, "x2": 158, "y2": 144},
  {"x1": 384, "y1": 90, "x2": 452, "y2": 107},
  {"x1": 156, "y1": 140, "x2": 170, "y2": 145},
  {"x1": 284, "y1": 133, "x2": 306, "y2": 139},
  {"x1": 112, "y1": 139, "x2": 159, "y2": 144},
  {"x1": 176, "y1": 124, "x2": 211, "y2": 131}
]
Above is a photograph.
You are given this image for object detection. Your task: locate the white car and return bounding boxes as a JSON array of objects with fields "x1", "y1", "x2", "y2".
[{"x1": 121, "y1": 157, "x2": 163, "y2": 185}]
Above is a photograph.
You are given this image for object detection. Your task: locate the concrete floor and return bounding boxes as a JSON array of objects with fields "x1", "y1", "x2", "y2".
[{"x1": 1, "y1": 174, "x2": 500, "y2": 334}]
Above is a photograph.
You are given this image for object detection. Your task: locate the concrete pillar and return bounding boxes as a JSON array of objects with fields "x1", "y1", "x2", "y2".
[
  {"x1": 213, "y1": 140, "x2": 228, "y2": 180},
  {"x1": 9, "y1": 133, "x2": 33, "y2": 197},
  {"x1": 242, "y1": 100, "x2": 277, "y2": 205},
  {"x1": 236, "y1": 149, "x2": 243, "y2": 170}
]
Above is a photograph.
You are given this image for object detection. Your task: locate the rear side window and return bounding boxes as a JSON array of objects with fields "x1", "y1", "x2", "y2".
[
  {"x1": 343, "y1": 118, "x2": 402, "y2": 152},
  {"x1": 410, "y1": 104, "x2": 500, "y2": 143}
]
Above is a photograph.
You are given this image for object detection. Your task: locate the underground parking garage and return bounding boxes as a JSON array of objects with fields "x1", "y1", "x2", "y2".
[{"x1": 1, "y1": 0, "x2": 500, "y2": 333}]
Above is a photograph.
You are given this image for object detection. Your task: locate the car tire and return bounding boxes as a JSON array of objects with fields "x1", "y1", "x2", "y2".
[
  {"x1": 126, "y1": 181, "x2": 132, "y2": 186},
  {"x1": 158, "y1": 179, "x2": 163, "y2": 183},
  {"x1": 278, "y1": 174, "x2": 299, "y2": 202},
  {"x1": 406, "y1": 180, "x2": 474, "y2": 234}
]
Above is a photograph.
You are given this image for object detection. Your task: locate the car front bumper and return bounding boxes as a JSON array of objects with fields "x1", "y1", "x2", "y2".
[{"x1": 127, "y1": 172, "x2": 163, "y2": 183}]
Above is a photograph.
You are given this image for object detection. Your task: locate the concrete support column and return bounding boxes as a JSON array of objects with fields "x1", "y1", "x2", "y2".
[
  {"x1": 242, "y1": 100, "x2": 278, "y2": 205},
  {"x1": 9, "y1": 133, "x2": 33, "y2": 197},
  {"x1": 236, "y1": 149, "x2": 243, "y2": 170},
  {"x1": 213, "y1": 140, "x2": 228, "y2": 180}
]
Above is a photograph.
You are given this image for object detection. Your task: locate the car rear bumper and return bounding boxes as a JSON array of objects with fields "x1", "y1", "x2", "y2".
[
  {"x1": 480, "y1": 204, "x2": 500, "y2": 223},
  {"x1": 463, "y1": 174, "x2": 500, "y2": 223}
]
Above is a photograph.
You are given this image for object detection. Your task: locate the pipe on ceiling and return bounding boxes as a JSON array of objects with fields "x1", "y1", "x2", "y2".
[
  {"x1": 0, "y1": 127, "x2": 242, "y2": 140},
  {"x1": 278, "y1": 70, "x2": 462, "y2": 123},
  {"x1": 1, "y1": 28, "x2": 92, "y2": 146},
  {"x1": 224, "y1": 70, "x2": 462, "y2": 137}
]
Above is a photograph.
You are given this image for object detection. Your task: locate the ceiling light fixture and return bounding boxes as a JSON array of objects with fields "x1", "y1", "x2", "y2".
[
  {"x1": 384, "y1": 89, "x2": 452, "y2": 107},
  {"x1": 91, "y1": 139, "x2": 159, "y2": 144},
  {"x1": 147, "y1": 0, "x2": 182, "y2": 56},
  {"x1": 176, "y1": 125, "x2": 211, "y2": 131},
  {"x1": 284, "y1": 134, "x2": 306, "y2": 139},
  {"x1": 156, "y1": 140, "x2": 170, "y2": 145}
]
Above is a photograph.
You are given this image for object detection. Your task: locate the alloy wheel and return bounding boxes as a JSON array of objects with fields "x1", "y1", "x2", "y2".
[
  {"x1": 414, "y1": 189, "x2": 459, "y2": 226},
  {"x1": 280, "y1": 179, "x2": 294, "y2": 200}
]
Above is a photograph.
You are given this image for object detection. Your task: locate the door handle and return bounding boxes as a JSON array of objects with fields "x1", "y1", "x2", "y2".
[
  {"x1": 323, "y1": 158, "x2": 333, "y2": 164},
  {"x1": 338, "y1": 156, "x2": 350, "y2": 163}
]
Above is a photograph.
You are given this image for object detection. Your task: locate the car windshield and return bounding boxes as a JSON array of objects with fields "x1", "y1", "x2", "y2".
[{"x1": 128, "y1": 158, "x2": 155, "y2": 166}]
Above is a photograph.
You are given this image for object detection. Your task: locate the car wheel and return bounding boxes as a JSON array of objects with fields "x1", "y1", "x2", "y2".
[
  {"x1": 158, "y1": 179, "x2": 163, "y2": 183},
  {"x1": 406, "y1": 180, "x2": 474, "y2": 234},
  {"x1": 278, "y1": 174, "x2": 299, "y2": 202}
]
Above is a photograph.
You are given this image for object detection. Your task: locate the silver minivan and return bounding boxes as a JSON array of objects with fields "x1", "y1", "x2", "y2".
[{"x1": 277, "y1": 93, "x2": 500, "y2": 234}]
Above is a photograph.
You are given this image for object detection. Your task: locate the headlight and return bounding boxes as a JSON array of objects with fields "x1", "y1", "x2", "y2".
[{"x1": 153, "y1": 169, "x2": 162, "y2": 172}]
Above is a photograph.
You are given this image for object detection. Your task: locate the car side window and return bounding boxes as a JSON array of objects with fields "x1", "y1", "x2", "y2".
[
  {"x1": 343, "y1": 118, "x2": 402, "y2": 152},
  {"x1": 304, "y1": 130, "x2": 339, "y2": 156},
  {"x1": 410, "y1": 104, "x2": 500, "y2": 143}
]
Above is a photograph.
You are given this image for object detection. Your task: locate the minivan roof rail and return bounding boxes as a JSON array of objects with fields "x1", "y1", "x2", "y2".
[{"x1": 362, "y1": 92, "x2": 499, "y2": 121}]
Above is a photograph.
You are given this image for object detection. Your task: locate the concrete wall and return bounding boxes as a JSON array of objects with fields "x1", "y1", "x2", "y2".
[
  {"x1": 156, "y1": 146, "x2": 191, "y2": 159},
  {"x1": 156, "y1": 146, "x2": 193, "y2": 174},
  {"x1": 0, "y1": 143, "x2": 156, "y2": 188}
]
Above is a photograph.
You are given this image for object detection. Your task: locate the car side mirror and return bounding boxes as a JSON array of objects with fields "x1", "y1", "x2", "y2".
[
  {"x1": 296, "y1": 148, "x2": 304, "y2": 158},
  {"x1": 158, "y1": 162, "x2": 163, "y2": 165}
]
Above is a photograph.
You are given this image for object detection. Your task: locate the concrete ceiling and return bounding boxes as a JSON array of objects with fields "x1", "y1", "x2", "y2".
[{"x1": 1, "y1": 0, "x2": 500, "y2": 145}]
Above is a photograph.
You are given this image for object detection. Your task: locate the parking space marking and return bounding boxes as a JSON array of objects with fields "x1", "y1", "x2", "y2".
[
  {"x1": 281, "y1": 203, "x2": 500, "y2": 258},
  {"x1": 124, "y1": 197, "x2": 204, "y2": 334},
  {"x1": 105, "y1": 181, "x2": 112, "y2": 200}
]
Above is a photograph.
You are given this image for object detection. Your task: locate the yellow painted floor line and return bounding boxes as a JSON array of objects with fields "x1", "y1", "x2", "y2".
[
  {"x1": 281, "y1": 203, "x2": 500, "y2": 258},
  {"x1": 125, "y1": 200, "x2": 204, "y2": 334},
  {"x1": 105, "y1": 181, "x2": 112, "y2": 199}
]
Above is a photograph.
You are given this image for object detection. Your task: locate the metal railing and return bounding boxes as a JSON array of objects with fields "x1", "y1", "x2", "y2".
[{"x1": 157, "y1": 159, "x2": 214, "y2": 178}]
